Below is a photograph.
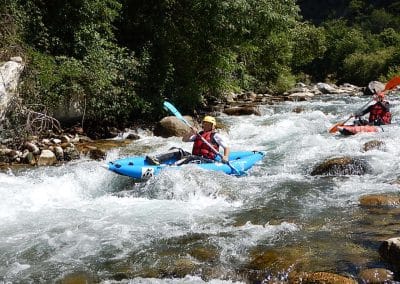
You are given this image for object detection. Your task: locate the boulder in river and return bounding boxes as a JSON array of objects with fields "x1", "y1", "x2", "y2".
[{"x1": 311, "y1": 156, "x2": 371, "y2": 176}]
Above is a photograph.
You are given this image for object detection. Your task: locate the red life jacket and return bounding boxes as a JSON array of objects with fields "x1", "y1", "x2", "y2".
[
  {"x1": 192, "y1": 131, "x2": 219, "y2": 159},
  {"x1": 369, "y1": 102, "x2": 391, "y2": 125}
]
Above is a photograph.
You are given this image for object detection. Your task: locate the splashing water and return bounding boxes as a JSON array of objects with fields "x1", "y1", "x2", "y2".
[{"x1": 1, "y1": 94, "x2": 400, "y2": 282}]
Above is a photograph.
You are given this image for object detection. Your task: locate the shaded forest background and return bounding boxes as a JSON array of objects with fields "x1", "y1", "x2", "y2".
[{"x1": 1, "y1": 0, "x2": 399, "y2": 134}]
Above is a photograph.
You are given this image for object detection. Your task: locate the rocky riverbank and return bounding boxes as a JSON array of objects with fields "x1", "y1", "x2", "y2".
[
  {"x1": 0, "y1": 130, "x2": 140, "y2": 169},
  {"x1": 0, "y1": 78, "x2": 389, "y2": 169}
]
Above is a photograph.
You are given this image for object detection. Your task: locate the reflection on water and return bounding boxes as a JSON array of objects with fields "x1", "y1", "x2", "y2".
[{"x1": 1, "y1": 94, "x2": 400, "y2": 282}]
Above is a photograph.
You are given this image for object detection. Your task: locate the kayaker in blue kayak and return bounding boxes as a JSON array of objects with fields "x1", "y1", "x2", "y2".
[
  {"x1": 353, "y1": 92, "x2": 392, "y2": 126},
  {"x1": 180, "y1": 115, "x2": 230, "y2": 165},
  {"x1": 146, "y1": 115, "x2": 231, "y2": 165}
]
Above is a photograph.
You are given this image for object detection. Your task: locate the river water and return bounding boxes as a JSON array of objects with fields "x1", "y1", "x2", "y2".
[{"x1": 1, "y1": 94, "x2": 400, "y2": 283}]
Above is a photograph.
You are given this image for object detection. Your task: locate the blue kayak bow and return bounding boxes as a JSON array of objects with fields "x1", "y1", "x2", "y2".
[{"x1": 163, "y1": 101, "x2": 244, "y2": 176}]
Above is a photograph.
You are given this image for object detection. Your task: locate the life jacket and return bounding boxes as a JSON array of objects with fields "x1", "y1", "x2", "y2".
[
  {"x1": 369, "y1": 102, "x2": 391, "y2": 125},
  {"x1": 192, "y1": 131, "x2": 219, "y2": 159}
]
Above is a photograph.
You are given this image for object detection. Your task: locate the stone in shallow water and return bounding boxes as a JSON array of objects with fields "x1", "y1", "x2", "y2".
[
  {"x1": 311, "y1": 156, "x2": 371, "y2": 176},
  {"x1": 358, "y1": 268, "x2": 394, "y2": 284},
  {"x1": 37, "y1": 149, "x2": 56, "y2": 166}
]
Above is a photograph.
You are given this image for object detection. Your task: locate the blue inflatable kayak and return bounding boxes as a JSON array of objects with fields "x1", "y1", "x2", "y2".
[{"x1": 105, "y1": 151, "x2": 265, "y2": 180}]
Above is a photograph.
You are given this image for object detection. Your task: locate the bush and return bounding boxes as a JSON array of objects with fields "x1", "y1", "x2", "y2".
[
  {"x1": 20, "y1": 46, "x2": 150, "y2": 129},
  {"x1": 291, "y1": 23, "x2": 327, "y2": 74},
  {"x1": 342, "y1": 47, "x2": 396, "y2": 85}
]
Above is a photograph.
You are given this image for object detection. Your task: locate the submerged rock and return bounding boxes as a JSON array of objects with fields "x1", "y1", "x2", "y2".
[
  {"x1": 379, "y1": 237, "x2": 400, "y2": 267},
  {"x1": 311, "y1": 157, "x2": 371, "y2": 176},
  {"x1": 362, "y1": 140, "x2": 385, "y2": 152},
  {"x1": 358, "y1": 268, "x2": 394, "y2": 283},
  {"x1": 359, "y1": 194, "x2": 400, "y2": 207},
  {"x1": 289, "y1": 271, "x2": 357, "y2": 284},
  {"x1": 223, "y1": 106, "x2": 261, "y2": 116}
]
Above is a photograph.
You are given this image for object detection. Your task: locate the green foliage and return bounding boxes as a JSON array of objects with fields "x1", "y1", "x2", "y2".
[
  {"x1": 117, "y1": 0, "x2": 300, "y2": 111},
  {"x1": 342, "y1": 47, "x2": 396, "y2": 85},
  {"x1": 290, "y1": 23, "x2": 327, "y2": 74},
  {"x1": 0, "y1": 1, "x2": 25, "y2": 61},
  {"x1": 82, "y1": 45, "x2": 150, "y2": 125},
  {"x1": 21, "y1": 46, "x2": 149, "y2": 127},
  {"x1": 378, "y1": 28, "x2": 400, "y2": 46},
  {"x1": 20, "y1": 0, "x2": 121, "y2": 58},
  {"x1": 362, "y1": 8, "x2": 400, "y2": 34},
  {"x1": 383, "y1": 48, "x2": 400, "y2": 81},
  {"x1": 246, "y1": 31, "x2": 295, "y2": 93},
  {"x1": 7, "y1": 0, "x2": 400, "y2": 135}
]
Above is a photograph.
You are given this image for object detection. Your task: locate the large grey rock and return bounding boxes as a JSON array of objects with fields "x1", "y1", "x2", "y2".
[
  {"x1": 37, "y1": 150, "x2": 57, "y2": 166},
  {"x1": 311, "y1": 156, "x2": 371, "y2": 176},
  {"x1": 0, "y1": 58, "x2": 24, "y2": 120},
  {"x1": 153, "y1": 116, "x2": 196, "y2": 138},
  {"x1": 316, "y1": 82, "x2": 337, "y2": 94}
]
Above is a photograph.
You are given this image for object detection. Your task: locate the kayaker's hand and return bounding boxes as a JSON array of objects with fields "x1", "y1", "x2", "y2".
[
  {"x1": 191, "y1": 126, "x2": 199, "y2": 134},
  {"x1": 221, "y1": 157, "x2": 229, "y2": 164}
]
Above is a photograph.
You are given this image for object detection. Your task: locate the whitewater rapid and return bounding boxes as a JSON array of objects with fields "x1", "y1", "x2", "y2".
[{"x1": 1, "y1": 94, "x2": 400, "y2": 282}]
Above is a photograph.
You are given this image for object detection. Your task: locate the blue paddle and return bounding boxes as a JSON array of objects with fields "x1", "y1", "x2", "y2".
[{"x1": 163, "y1": 101, "x2": 244, "y2": 175}]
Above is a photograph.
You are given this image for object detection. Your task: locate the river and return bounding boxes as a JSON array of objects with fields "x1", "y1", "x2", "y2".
[{"x1": 1, "y1": 94, "x2": 400, "y2": 283}]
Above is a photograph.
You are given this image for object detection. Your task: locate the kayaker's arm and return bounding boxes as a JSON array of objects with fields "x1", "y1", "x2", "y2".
[
  {"x1": 213, "y1": 133, "x2": 230, "y2": 163},
  {"x1": 355, "y1": 105, "x2": 372, "y2": 117},
  {"x1": 222, "y1": 147, "x2": 230, "y2": 163},
  {"x1": 182, "y1": 129, "x2": 197, "y2": 142}
]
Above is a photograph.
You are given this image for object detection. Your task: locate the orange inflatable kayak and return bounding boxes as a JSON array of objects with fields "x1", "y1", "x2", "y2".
[{"x1": 337, "y1": 125, "x2": 381, "y2": 135}]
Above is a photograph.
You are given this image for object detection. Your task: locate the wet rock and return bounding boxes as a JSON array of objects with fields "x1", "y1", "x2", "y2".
[
  {"x1": 7, "y1": 149, "x2": 19, "y2": 161},
  {"x1": 111, "y1": 272, "x2": 129, "y2": 281},
  {"x1": 247, "y1": 250, "x2": 291, "y2": 271},
  {"x1": 288, "y1": 271, "x2": 357, "y2": 284},
  {"x1": 358, "y1": 268, "x2": 394, "y2": 283},
  {"x1": 287, "y1": 92, "x2": 314, "y2": 101},
  {"x1": 311, "y1": 157, "x2": 371, "y2": 176},
  {"x1": 58, "y1": 271, "x2": 98, "y2": 283},
  {"x1": 78, "y1": 135, "x2": 93, "y2": 143},
  {"x1": 292, "y1": 106, "x2": 305, "y2": 113},
  {"x1": 51, "y1": 138, "x2": 62, "y2": 144},
  {"x1": 224, "y1": 92, "x2": 237, "y2": 103},
  {"x1": 153, "y1": 116, "x2": 196, "y2": 138},
  {"x1": 363, "y1": 140, "x2": 385, "y2": 152},
  {"x1": 24, "y1": 142, "x2": 40, "y2": 155},
  {"x1": 239, "y1": 91, "x2": 258, "y2": 101},
  {"x1": 223, "y1": 106, "x2": 261, "y2": 116},
  {"x1": 60, "y1": 135, "x2": 71, "y2": 143},
  {"x1": 63, "y1": 146, "x2": 80, "y2": 161},
  {"x1": 241, "y1": 247, "x2": 309, "y2": 283},
  {"x1": 359, "y1": 194, "x2": 400, "y2": 207},
  {"x1": 42, "y1": 138, "x2": 51, "y2": 145},
  {"x1": 0, "y1": 149, "x2": 12, "y2": 163},
  {"x1": 22, "y1": 151, "x2": 35, "y2": 165},
  {"x1": 164, "y1": 258, "x2": 196, "y2": 278},
  {"x1": 378, "y1": 237, "x2": 400, "y2": 267},
  {"x1": 88, "y1": 148, "x2": 106, "y2": 160},
  {"x1": 316, "y1": 83, "x2": 338, "y2": 94},
  {"x1": 37, "y1": 149, "x2": 57, "y2": 166},
  {"x1": 126, "y1": 133, "x2": 140, "y2": 140},
  {"x1": 189, "y1": 246, "x2": 219, "y2": 262},
  {"x1": 54, "y1": 146, "x2": 64, "y2": 161}
]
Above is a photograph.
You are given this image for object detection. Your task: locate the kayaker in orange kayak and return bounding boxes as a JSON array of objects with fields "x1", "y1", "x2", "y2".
[{"x1": 353, "y1": 92, "x2": 391, "y2": 126}]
